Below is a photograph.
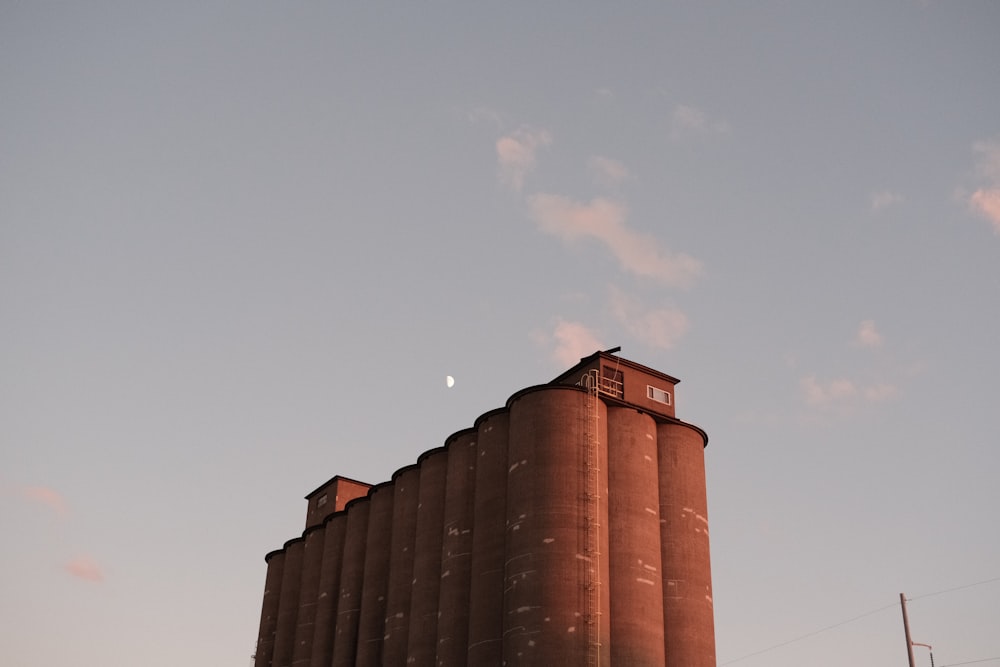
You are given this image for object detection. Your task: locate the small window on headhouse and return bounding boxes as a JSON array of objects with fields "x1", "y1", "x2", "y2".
[
  {"x1": 317, "y1": 494, "x2": 328, "y2": 508},
  {"x1": 647, "y1": 385, "x2": 672, "y2": 405}
]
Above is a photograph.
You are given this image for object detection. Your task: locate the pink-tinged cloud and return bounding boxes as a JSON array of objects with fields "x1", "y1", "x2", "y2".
[
  {"x1": 802, "y1": 375, "x2": 898, "y2": 408},
  {"x1": 21, "y1": 486, "x2": 69, "y2": 518},
  {"x1": 856, "y1": 320, "x2": 883, "y2": 348},
  {"x1": 65, "y1": 556, "x2": 104, "y2": 582},
  {"x1": 871, "y1": 190, "x2": 903, "y2": 211},
  {"x1": 669, "y1": 104, "x2": 730, "y2": 140},
  {"x1": 496, "y1": 126, "x2": 552, "y2": 192},
  {"x1": 609, "y1": 287, "x2": 689, "y2": 349},
  {"x1": 587, "y1": 156, "x2": 630, "y2": 188},
  {"x1": 863, "y1": 383, "x2": 898, "y2": 402},
  {"x1": 527, "y1": 194, "x2": 702, "y2": 288},
  {"x1": 551, "y1": 320, "x2": 604, "y2": 367},
  {"x1": 801, "y1": 376, "x2": 857, "y2": 407},
  {"x1": 970, "y1": 188, "x2": 1000, "y2": 234}
]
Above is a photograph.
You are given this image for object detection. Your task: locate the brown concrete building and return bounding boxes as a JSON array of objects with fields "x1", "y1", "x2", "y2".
[{"x1": 253, "y1": 350, "x2": 716, "y2": 666}]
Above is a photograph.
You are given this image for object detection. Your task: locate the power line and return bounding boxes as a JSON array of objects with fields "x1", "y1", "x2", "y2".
[
  {"x1": 718, "y1": 602, "x2": 898, "y2": 665},
  {"x1": 910, "y1": 576, "x2": 1000, "y2": 602},
  {"x1": 719, "y1": 574, "x2": 1000, "y2": 665}
]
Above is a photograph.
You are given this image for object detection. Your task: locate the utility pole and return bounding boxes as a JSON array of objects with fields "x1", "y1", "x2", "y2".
[{"x1": 900, "y1": 593, "x2": 916, "y2": 667}]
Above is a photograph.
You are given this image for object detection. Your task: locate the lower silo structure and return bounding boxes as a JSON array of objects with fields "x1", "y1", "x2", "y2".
[
  {"x1": 467, "y1": 409, "x2": 510, "y2": 665},
  {"x1": 658, "y1": 420, "x2": 716, "y2": 667},
  {"x1": 331, "y1": 500, "x2": 369, "y2": 667}
]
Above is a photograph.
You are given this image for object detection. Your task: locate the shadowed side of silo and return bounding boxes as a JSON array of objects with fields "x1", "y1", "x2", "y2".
[
  {"x1": 291, "y1": 526, "x2": 325, "y2": 667},
  {"x1": 309, "y1": 513, "x2": 347, "y2": 667},
  {"x1": 657, "y1": 421, "x2": 716, "y2": 667},
  {"x1": 406, "y1": 447, "x2": 448, "y2": 665},
  {"x1": 382, "y1": 465, "x2": 420, "y2": 664},
  {"x1": 436, "y1": 429, "x2": 478, "y2": 665},
  {"x1": 254, "y1": 549, "x2": 286, "y2": 667},
  {"x1": 467, "y1": 409, "x2": 510, "y2": 665},
  {"x1": 354, "y1": 483, "x2": 395, "y2": 666},
  {"x1": 272, "y1": 538, "x2": 305, "y2": 667},
  {"x1": 606, "y1": 406, "x2": 666, "y2": 666},
  {"x1": 331, "y1": 499, "x2": 370, "y2": 667},
  {"x1": 505, "y1": 386, "x2": 610, "y2": 666}
]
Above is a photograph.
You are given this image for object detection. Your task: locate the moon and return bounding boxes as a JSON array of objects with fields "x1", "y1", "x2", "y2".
[{"x1": 446, "y1": 375, "x2": 455, "y2": 388}]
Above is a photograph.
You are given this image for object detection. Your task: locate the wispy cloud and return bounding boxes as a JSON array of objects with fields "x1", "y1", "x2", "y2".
[
  {"x1": 65, "y1": 556, "x2": 104, "y2": 583},
  {"x1": 669, "y1": 104, "x2": 730, "y2": 141},
  {"x1": 863, "y1": 383, "x2": 898, "y2": 402},
  {"x1": 527, "y1": 194, "x2": 702, "y2": 287},
  {"x1": 801, "y1": 375, "x2": 897, "y2": 409},
  {"x1": 801, "y1": 375, "x2": 857, "y2": 407},
  {"x1": 496, "y1": 126, "x2": 552, "y2": 192},
  {"x1": 466, "y1": 106, "x2": 504, "y2": 129},
  {"x1": 608, "y1": 287, "x2": 688, "y2": 349},
  {"x1": 549, "y1": 320, "x2": 604, "y2": 366},
  {"x1": 856, "y1": 320, "x2": 883, "y2": 348},
  {"x1": 587, "y1": 156, "x2": 630, "y2": 189},
  {"x1": 967, "y1": 137, "x2": 1000, "y2": 234},
  {"x1": 21, "y1": 485, "x2": 69, "y2": 518},
  {"x1": 871, "y1": 190, "x2": 903, "y2": 211}
]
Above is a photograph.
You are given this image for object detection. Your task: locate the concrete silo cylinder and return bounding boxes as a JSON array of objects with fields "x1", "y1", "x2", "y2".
[
  {"x1": 354, "y1": 483, "x2": 395, "y2": 666},
  {"x1": 504, "y1": 387, "x2": 610, "y2": 666},
  {"x1": 331, "y1": 499, "x2": 370, "y2": 667},
  {"x1": 309, "y1": 513, "x2": 347, "y2": 667},
  {"x1": 272, "y1": 538, "x2": 305, "y2": 667},
  {"x1": 436, "y1": 429, "x2": 478, "y2": 666},
  {"x1": 254, "y1": 549, "x2": 286, "y2": 667},
  {"x1": 656, "y1": 421, "x2": 716, "y2": 667},
  {"x1": 382, "y1": 465, "x2": 421, "y2": 665},
  {"x1": 291, "y1": 525, "x2": 325, "y2": 667},
  {"x1": 466, "y1": 410, "x2": 510, "y2": 665},
  {"x1": 606, "y1": 406, "x2": 666, "y2": 666},
  {"x1": 405, "y1": 448, "x2": 448, "y2": 665}
]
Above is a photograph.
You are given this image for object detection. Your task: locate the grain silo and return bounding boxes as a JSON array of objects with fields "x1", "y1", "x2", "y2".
[{"x1": 252, "y1": 350, "x2": 716, "y2": 666}]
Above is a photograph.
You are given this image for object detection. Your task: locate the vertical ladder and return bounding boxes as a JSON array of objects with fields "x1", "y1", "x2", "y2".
[{"x1": 583, "y1": 370, "x2": 602, "y2": 667}]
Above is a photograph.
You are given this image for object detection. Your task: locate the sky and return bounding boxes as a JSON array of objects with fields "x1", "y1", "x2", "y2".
[{"x1": 2, "y1": 3, "x2": 999, "y2": 666}]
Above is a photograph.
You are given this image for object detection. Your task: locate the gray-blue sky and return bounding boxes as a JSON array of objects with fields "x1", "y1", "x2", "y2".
[{"x1": 2, "y1": 3, "x2": 998, "y2": 665}]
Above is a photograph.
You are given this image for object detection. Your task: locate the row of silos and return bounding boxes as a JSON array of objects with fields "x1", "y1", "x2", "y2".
[{"x1": 254, "y1": 383, "x2": 715, "y2": 666}]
